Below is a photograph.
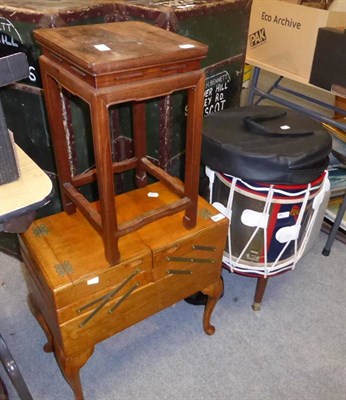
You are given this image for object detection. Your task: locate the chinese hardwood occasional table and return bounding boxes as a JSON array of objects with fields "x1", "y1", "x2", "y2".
[{"x1": 33, "y1": 21, "x2": 208, "y2": 265}]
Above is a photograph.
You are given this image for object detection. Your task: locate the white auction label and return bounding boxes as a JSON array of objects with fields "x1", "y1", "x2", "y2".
[
  {"x1": 179, "y1": 44, "x2": 195, "y2": 49},
  {"x1": 148, "y1": 192, "x2": 159, "y2": 198},
  {"x1": 87, "y1": 276, "x2": 100, "y2": 285},
  {"x1": 211, "y1": 213, "x2": 226, "y2": 222},
  {"x1": 277, "y1": 211, "x2": 290, "y2": 219},
  {"x1": 94, "y1": 44, "x2": 111, "y2": 52}
]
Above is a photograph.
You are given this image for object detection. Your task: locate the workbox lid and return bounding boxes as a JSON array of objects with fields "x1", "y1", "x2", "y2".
[{"x1": 21, "y1": 208, "x2": 151, "y2": 293}]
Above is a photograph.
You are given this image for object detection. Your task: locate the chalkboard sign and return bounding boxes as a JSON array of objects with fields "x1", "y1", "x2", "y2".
[
  {"x1": 204, "y1": 70, "x2": 232, "y2": 116},
  {"x1": 0, "y1": 52, "x2": 29, "y2": 184}
]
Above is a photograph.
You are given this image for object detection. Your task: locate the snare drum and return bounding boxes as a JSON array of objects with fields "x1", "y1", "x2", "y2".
[{"x1": 206, "y1": 167, "x2": 330, "y2": 277}]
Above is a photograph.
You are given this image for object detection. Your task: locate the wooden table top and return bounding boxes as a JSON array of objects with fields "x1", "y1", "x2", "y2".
[
  {"x1": 0, "y1": 144, "x2": 53, "y2": 223},
  {"x1": 33, "y1": 21, "x2": 208, "y2": 75}
]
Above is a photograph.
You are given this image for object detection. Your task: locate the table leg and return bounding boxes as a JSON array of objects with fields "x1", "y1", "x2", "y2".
[
  {"x1": 201, "y1": 277, "x2": 223, "y2": 335},
  {"x1": 55, "y1": 344, "x2": 94, "y2": 400},
  {"x1": 28, "y1": 293, "x2": 93, "y2": 400},
  {"x1": 184, "y1": 73, "x2": 205, "y2": 229},
  {"x1": 90, "y1": 96, "x2": 119, "y2": 264},
  {"x1": 27, "y1": 294, "x2": 54, "y2": 353},
  {"x1": 40, "y1": 62, "x2": 76, "y2": 215},
  {"x1": 133, "y1": 101, "x2": 148, "y2": 188}
]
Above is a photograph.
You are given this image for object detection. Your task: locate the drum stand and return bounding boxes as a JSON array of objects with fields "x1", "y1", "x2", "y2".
[{"x1": 252, "y1": 277, "x2": 269, "y2": 311}]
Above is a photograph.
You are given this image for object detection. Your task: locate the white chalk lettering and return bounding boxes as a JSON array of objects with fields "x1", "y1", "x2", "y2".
[
  {"x1": 216, "y1": 82, "x2": 228, "y2": 92},
  {"x1": 204, "y1": 70, "x2": 231, "y2": 116},
  {"x1": 204, "y1": 87, "x2": 213, "y2": 97},
  {"x1": 0, "y1": 21, "x2": 12, "y2": 32},
  {"x1": 1, "y1": 34, "x2": 18, "y2": 47},
  {"x1": 0, "y1": 17, "x2": 23, "y2": 46},
  {"x1": 205, "y1": 100, "x2": 226, "y2": 115},
  {"x1": 205, "y1": 71, "x2": 230, "y2": 89},
  {"x1": 29, "y1": 66, "x2": 37, "y2": 82}
]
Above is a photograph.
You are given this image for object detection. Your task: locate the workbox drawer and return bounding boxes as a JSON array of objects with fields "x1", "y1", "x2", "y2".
[{"x1": 151, "y1": 223, "x2": 227, "y2": 280}]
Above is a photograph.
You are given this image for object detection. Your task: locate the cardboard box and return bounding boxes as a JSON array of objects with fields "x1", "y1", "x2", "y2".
[
  {"x1": 309, "y1": 27, "x2": 346, "y2": 91},
  {"x1": 246, "y1": 0, "x2": 345, "y2": 81}
]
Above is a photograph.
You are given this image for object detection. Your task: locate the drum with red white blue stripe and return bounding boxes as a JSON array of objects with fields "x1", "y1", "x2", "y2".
[
  {"x1": 202, "y1": 105, "x2": 333, "y2": 276},
  {"x1": 206, "y1": 168, "x2": 330, "y2": 277}
]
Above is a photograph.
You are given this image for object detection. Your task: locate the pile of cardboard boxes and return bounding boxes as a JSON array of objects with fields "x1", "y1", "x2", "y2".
[{"x1": 246, "y1": 0, "x2": 345, "y2": 89}]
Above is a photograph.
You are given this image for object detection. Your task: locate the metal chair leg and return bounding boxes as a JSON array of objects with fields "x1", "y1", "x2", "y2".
[
  {"x1": 0, "y1": 333, "x2": 33, "y2": 400},
  {"x1": 322, "y1": 193, "x2": 346, "y2": 256},
  {"x1": 0, "y1": 375, "x2": 8, "y2": 400}
]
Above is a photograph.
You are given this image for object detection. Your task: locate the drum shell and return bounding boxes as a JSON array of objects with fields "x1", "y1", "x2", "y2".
[{"x1": 213, "y1": 172, "x2": 328, "y2": 274}]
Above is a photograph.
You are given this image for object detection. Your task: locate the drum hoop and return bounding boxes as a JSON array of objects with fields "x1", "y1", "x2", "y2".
[
  {"x1": 222, "y1": 252, "x2": 296, "y2": 276},
  {"x1": 217, "y1": 172, "x2": 325, "y2": 203},
  {"x1": 222, "y1": 171, "x2": 326, "y2": 190}
]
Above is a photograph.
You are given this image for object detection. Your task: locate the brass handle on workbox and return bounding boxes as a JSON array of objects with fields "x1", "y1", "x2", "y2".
[
  {"x1": 166, "y1": 256, "x2": 215, "y2": 263},
  {"x1": 191, "y1": 245, "x2": 216, "y2": 251},
  {"x1": 78, "y1": 268, "x2": 141, "y2": 328},
  {"x1": 167, "y1": 269, "x2": 193, "y2": 275}
]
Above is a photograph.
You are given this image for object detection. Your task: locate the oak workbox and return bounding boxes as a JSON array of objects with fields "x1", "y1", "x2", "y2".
[{"x1": 19, "y1": 181, "x2": 228, "y2": 400}]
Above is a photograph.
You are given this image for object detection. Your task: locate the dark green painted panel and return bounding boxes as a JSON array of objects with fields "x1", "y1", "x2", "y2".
[{"x1": 0, "y1": 232, "x2": 21, "y2": 259}]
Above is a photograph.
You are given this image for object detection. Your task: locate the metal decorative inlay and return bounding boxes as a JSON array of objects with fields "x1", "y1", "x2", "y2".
[
  {"x1": 108, "y1": 283, "x2": 140, "y2": 314},
  {"x1": 167, "y1": 269, "x2": 193, "y2": 275},
  {"x1": 198, "y1": 208, "x2": 212, "y2": 220},
  {"x1": 166, "y1": 256, "x2": 215, "y2": 263},
  {"x1": 77, "y1": 268, "x2": 141, "y2": 314},
  {"x1": 192, "y1": 245, "x2": 216, "y2": 251},
  {"x1": 55, "y1": 261, "x2": 73, "y2": 277},
  {"x1": 32, "y1": 224, "x2": 49, "y2": 237},
  {"x1": 78, "y1": 268, "x2": 141, "y2": 328}
]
